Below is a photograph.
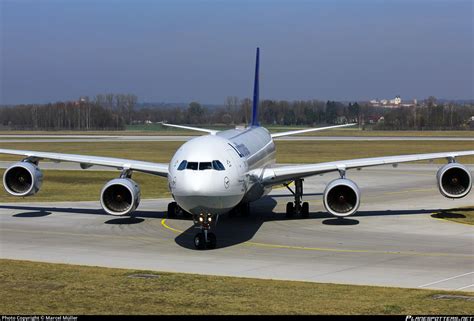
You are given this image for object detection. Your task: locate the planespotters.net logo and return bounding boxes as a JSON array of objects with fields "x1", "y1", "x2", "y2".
[{"x1": 406, "y1": 317, "x2": 474, "y2": 321}]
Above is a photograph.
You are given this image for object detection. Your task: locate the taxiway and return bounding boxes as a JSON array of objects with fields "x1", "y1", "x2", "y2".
[{"x1": 0, "y1": 165, "x2": 473, "y2": 291}]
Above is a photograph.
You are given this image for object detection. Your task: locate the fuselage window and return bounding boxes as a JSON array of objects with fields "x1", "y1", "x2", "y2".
[
  {"x1": 199, "y1": 162, "x2": 212, "y2": 170},
  {"x1": 186, "y1": 162, "x2": 198, "y2": 170},
  {"x1": 212, "y1": 160, "x2": 225, "y2": 171},
  {"x1": 177, "y1": 160, "x2": 187, "y2": 171}
]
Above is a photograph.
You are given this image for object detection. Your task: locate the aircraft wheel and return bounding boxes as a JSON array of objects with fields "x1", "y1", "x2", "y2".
[
  {"x1": 194, "y1": 233, "x2": 206, "y2": 250},
  {"x1": 228, "y1": 207, "x2": 236, "y2": 217},
  {"x1": 286, "y1": 202, "x2": 294, "y2": 218},
  {"x1": 167, "y1": 202, "x2": 177, "y2": 218},
  {"x1": 207, "y1": 232, "x2": 217, "y2": 249},
  {"x1": 301, "y1": 202, "x2": 309, "y2": 218},
  {"x1": 241, "y1": 203, "x2": 250, "y2": 216},
  {"x1": 182, "y1": 211, "x2": 193, "y2": 220}
]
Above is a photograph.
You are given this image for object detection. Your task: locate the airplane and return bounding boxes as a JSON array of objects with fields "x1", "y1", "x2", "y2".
[{"x1": 1, "y1": 48, "x2": 473, "y2": 250}]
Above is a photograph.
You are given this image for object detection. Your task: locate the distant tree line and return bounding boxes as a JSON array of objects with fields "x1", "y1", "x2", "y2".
[
  {"x1": 0, "y1": 94, "x2": 472, "y2": 130},
  {"x1": 134, "y1": 98, "x2": 372, "y2": 126},
  {"x1": 0, "y1": 94, "x2": 137, "y2": 130},
  {"x1": 374, "y1": 104, "x2": 474, "y2": 130},
  {"x1": 134, "y1": 96, "x2": 473, "y2": 130}
]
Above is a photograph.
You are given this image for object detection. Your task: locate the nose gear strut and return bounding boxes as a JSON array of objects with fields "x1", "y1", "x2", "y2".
[{"x1": 193, "y1": 212, "x2": 217, "y2": 250}]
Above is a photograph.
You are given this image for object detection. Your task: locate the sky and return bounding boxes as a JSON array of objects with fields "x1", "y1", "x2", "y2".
[{"x1": 0, "y1": 0, "x2": 472, "y2": 105}]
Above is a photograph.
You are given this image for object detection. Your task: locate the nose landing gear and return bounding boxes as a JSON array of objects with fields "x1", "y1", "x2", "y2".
[
  {"x1": 193, "y1": 213, "x2": 217, "y2": 250},
  {"x1": 285, "y1": 178, "x2": 309, "y2": 218}
]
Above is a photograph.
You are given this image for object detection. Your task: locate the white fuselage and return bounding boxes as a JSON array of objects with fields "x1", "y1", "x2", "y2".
[{"x1": 168, "y1": 126, "x2": 276, "y2": 215}]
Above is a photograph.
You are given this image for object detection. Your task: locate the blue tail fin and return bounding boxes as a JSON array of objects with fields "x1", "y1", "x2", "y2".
[{"x1": 250, "y1": 47, "x2": 260, "y2": 127}]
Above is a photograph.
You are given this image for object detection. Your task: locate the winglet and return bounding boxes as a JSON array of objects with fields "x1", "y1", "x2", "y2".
[{"x1": 251, "y1": 47, "x2": 260, "y2": 127}]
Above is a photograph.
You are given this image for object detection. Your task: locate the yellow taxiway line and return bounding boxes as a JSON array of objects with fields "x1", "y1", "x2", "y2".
[{"x1": 160, "y1": 218, "x2": 473, "y2": 258}]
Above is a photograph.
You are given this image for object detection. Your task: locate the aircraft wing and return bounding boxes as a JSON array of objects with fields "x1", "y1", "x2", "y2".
[
  {"x1": 160, "y1": 122, "x2": 218, "y2": 135},
  {"x1": 271, "y1": 123, "x2": 357, "y2": 138},
  {"x1": 252, "y1": 150, "x2": 474, "y2": 186},
  {"x1": 0, "y1": 149, "x2": 169, "y2": 177}
]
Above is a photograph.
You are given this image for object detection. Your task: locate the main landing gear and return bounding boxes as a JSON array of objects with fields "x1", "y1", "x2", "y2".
[
  {"x1": 193, "y1": 213, "x2": 217, "y2": 250},
  {"x1": 167, "y1": 201, "x2": 192, "y2": 219},
  {"x1": 285, "y1": 178, "x2": 309, "y2": 218}
]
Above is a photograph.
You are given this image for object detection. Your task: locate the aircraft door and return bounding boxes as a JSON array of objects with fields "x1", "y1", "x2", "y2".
[{"x1": 224, "y1": 149, "x2": 245, "y2": 193}]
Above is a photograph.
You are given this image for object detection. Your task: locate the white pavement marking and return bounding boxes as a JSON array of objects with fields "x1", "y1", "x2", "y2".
[
  {"x1": 455, "y1": 284, "x2": 474, "y2": 291},
  {"x1": 418, "y1": 271, "x2": 474, "y2": 288}
]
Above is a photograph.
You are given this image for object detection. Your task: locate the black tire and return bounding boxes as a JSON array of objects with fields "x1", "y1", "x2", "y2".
[
  {"x1": 194, "y1": 233, "x2": 206, "y2": 250},
  {"x1": 167, "y1": 202, "x2": 176, "y2": 218},
  {"x1": 286, "y1": 202, "x2": 294, "y2": 218},
  {"x1": 241, "y1": 203, "x2": 250, "y2": 216},
  {"x1": 301, "y1": 202, "x2": 309, "y2": 218},
  {"x1": 207, "y1": 232, "x2": 217, "y2": 249},
  {"x1": 182, "y1": 211, "x2": 193, "y2": 220}
]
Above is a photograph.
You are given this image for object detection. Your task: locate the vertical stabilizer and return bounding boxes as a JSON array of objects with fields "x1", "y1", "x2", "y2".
[{"x1": 251, "y1": 47, "x2": 260, "y2": 127}]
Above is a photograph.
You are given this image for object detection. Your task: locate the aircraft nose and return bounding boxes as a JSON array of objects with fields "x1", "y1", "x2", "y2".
[
  {"x1": 173, "y1": 171, "x2": 243, "y2": 215},
  {"x1": 176, "y1": 171, "x2": 211, "y2": 195}
]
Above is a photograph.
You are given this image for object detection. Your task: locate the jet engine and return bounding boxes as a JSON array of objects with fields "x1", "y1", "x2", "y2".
[
  {"x1": 323, "y1": 178, "x2": 360, "y2": 217},
  {"x1": 437, "y1": 163, "x2": 472, "y2": 199},
  {"x1": 3, "y1": 162, "x2": 43, "y2": 197},
  {"x1": 100, "y1": 178, "x2": 141, "y2": 216}
]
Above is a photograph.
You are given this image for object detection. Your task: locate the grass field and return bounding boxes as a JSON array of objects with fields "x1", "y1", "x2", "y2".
[
  {"x1": 0, "y1": 127, "x2": 472, "y2": 137},
  {"x1": 0, "y1": 129, "x2": 196, "y2": 136},
  {"x1": 0, "y1": 259, "x2": 473, "y2": 315},
  {"x1": 0, "y1": 140, "x2": 473, "y2": 202},
  {"x1": 432, "y1": 207, "x2": 474, "y2": 225},
  {"x1": 269, "y1": 127, "x2": 474, "y2": 137},
  {"x1": 0, "y1": 140, "x2": 473, "y2": 163},
  {"x1": 0, "y1": 170, "x2": 170, "y2": 203},
  {"x1": 0, "y1": 141, "x2": 182, "y2": 162}
]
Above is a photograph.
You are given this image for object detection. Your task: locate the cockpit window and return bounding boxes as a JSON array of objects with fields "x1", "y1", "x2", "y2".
[
  {"x1": 178, "y1": 160, "x2": 225, "y2": 171},
  {"x1": 177, "y1": 160, "x2": 187, "y2": 171},
  {"x1": 199, "y1": 162, "x2": 212, "y2": 170},
  {"x1": 186, "y1": 162, "x2": 198, "y2": 170},
  {"x1": 212, "y1": 160, "x2": 225, "y2": 171}
]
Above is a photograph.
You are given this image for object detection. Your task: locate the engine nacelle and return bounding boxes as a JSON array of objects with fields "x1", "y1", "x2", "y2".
[
  {"x1": 323, "y1": 178, "x2": 360, "y2": 217},
  {"x1": 437, "y1": 163, "x2": 472, "y2": 199},
  {"x1": 3, "y1": 162, "x2": 43, "y2": 197},
  {"x1": 100, "y1": 178, "x2": 141, "y2": 216}
]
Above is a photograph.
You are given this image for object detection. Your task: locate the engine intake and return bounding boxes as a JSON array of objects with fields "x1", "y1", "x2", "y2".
[
  {"x1": 323, "y1": 178, "x2": 360, "y2": 217},
  {"x1": 3, "y1": 162, "x2": 43, "y2": 196},
  {"x1": 437, "y1": 163, "x2": 472, "y2": 199},
  {"x1": 100, "y1": 178, "x2": 140, "y2": 216}
]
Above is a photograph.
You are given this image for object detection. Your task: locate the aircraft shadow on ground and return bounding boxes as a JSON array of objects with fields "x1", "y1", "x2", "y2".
[
  {"x1": 0, "y1": 204, "x2": 166, "y2": 223},
  {"x1": 0, "y1": 198, "x2": 445, "y2": 250},
  {"x1": 13, "y1": 210, "x2": 52, "y2": 218},
  {"x1": 173, "y1": 196, "x2": 441, "y2": 250}
]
